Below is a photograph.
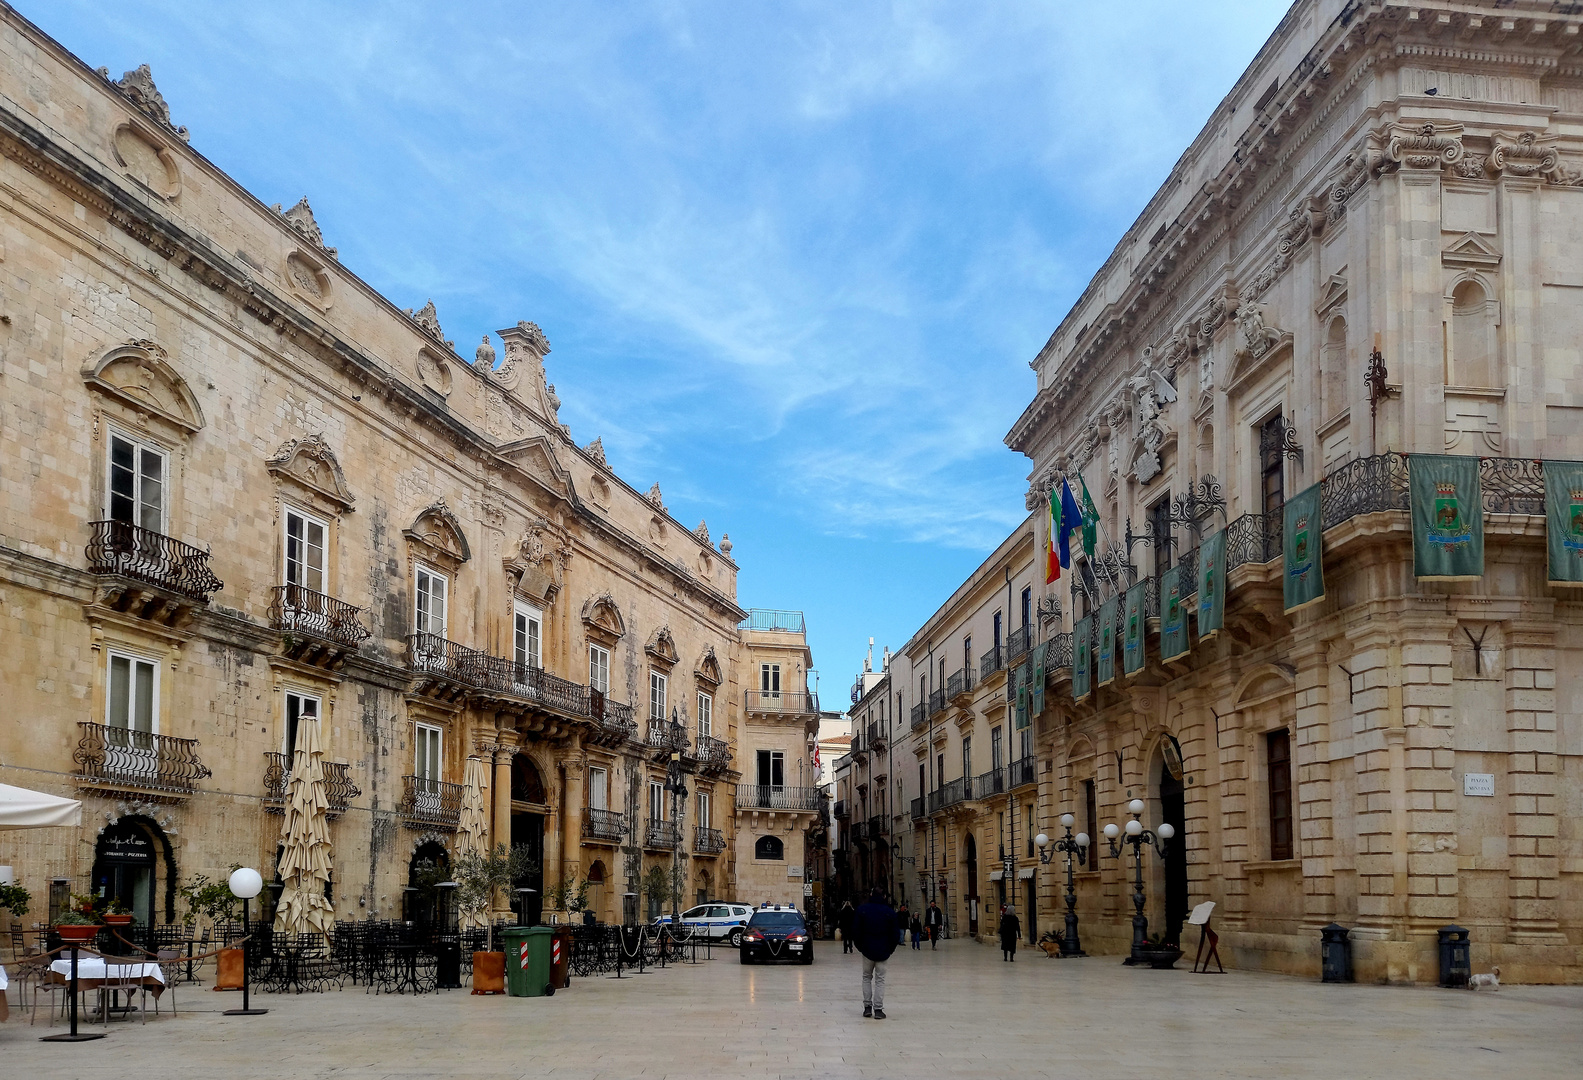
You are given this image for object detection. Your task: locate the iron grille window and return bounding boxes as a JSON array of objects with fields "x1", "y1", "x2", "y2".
[{"x1": 1268, "y1": 729, "x2": 1293, "y2": 861}]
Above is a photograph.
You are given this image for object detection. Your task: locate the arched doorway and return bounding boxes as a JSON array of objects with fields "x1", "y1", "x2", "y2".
[
  {"x1": 407, "y1": 840, "x2": 449, "y2": 930},
  {"x1": 1158, "y1": 741, "x2": 1188, "y2": 945},
  {"x1": 509, "y1": 754, "x2": 546, "y2": 923},
  {"x1": 92, "y1": 817, "x2": 169, "y2": 945},
  {"x1": 587, "y1": 860, "x2": 607, "y2": 923},
  {"x1": 963, "y1": 833, "x2": 979, "y2": 937}
]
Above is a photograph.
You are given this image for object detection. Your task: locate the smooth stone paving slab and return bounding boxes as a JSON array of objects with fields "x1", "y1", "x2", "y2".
[{"x1": 3, "y1": 938, "x2": 1579, "y2": 1078}]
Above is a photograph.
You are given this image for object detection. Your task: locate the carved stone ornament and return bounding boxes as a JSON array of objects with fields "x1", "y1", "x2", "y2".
[
  {"x1": 494, "y1": 321, "x2": 552, "y2": 406},
  {"x1": 1386, "y1": 122, "x2": 1464, "y2": 171},
  {"x1": 474, "y1": 335, "x2": 496, "y2": 368},
  {"x1": 695, "y1": 647, "x2": 723, "y2": 688},
  {"x1": 111, "y1": 119, "x2": 181, "y2": 200},
  {"x1": 1070, "y1": 425, "x2": 1100, "y2": 470},
  {"x1": 506, "y1": 516, "x2": 570, "y2": 605},
  {"x1": 1488, "y1": 131, "x2": 1559, "y2": 178},
  {"x1": 693, "y1": 519, "x2": 711, "y2": 545},
  {"x1": 271, "y1": 197, "x2": 337, "y2": 259},
  {"x1": 583, "y1": 437, "x2": 609, "y2": 470},
  {"x1": 267, "y1": 433, "x2": 355, "y2": 512},
  {"x1": 581, "y1": 591, "x2": 626, "y2": 644},
  {"x1": 404, "y1": 499, "x2": 471, "y2": 568},
  {"x1": 1452, "y1": 153, "x2": 1488, "y2": 180},
  {"x1": 1234, "y1": 303, "x2": 1283, "y2": 362},
  {"x1": 97, "y1": 64, "x2": 188, "y2": 142},
  {"x1": 406, "y1": 300, "x2": 454, "y2": 350},
  {"x1": 81, "y1": 340, "x2": 204, "y2": 434},
  {"x1": 284, "y1": 248, "x2": 333, "y2": 309},
  {"x1": 719, "y1": 533, "x2": 733, "y2": 557},
  {"x1": 647, "y1": 483, "x2": 667, "y2": 512},
  {"x1": 416, "y1": 348, "x2": 453, "y2": 397},
  {"x1": 646, "y1": 625, "x2": 680, "y2": 668},
  {"x1": 1553, "y1": 159, "x2": 1583, "y2": 188}
]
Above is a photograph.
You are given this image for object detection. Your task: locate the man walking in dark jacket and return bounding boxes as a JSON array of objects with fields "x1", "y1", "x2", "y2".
[
  {"x1": 924, "y1": 901, "x2": 944, "y2": 949},
  {"x1": 852, "y1": 888, "x2": 897, "y2": 1019},
  {"x1": 838, "y1": 901, "x2": 856, "y2": 954}
]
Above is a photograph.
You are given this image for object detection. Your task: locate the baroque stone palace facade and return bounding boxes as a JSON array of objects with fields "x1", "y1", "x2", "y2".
[
  {"x1": 0, "y1": 9, "x2": 819, "y2": 930},
  {"x1": 1003, "y1": 0, "x2": 1583, "y2": 982}
]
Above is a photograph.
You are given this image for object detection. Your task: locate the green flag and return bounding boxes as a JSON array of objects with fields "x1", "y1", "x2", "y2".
[
  {"x1": 1410, "y1": 454, "x2": 1483, "y2": 580},
  {"x1": 1029, "y1": 642, "x2": 1046, "y2": 719},
  {"x1": 1014, "y1": 659, "x2": 1030, "y2": 729},
  {"x1": 1546, "y1": 460, "x2": 1583, "y2": 586},
  {"x1": 1072, "y1": 616, "x2": 1093, "y2": 701},
  {"x1": 1198, "y1": 528, "x2": 1226, "y2": 640},
  {"x1": 1159, "y1": 564, "x2": 1189, "y2": 662},
  {"x1": 1079, "y1": 477, "x2": 1099, "y2": 561},
  {"x1": 1096, "y1": 596, "x2": 1119, "y2": 686},
  {"x1": 1122, "y1": 580, "x2": 1147, "y2": 676},
  {"x1": 1283, "y1": 482, "x2": 1325, "y2": 613}
]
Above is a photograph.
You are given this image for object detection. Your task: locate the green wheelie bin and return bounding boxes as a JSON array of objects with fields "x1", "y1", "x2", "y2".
[{"x1": 503, "y1": 925, "x2": 554, "y2": 997}]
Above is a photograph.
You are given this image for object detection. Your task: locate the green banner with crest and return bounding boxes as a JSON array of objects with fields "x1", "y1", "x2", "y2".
[
  {"x1": 1547, "y1": 460, "x2": 1583, "y2": 586},
  {"x1": 1283, "y1": 482, "x2": 1325, "y2": 613},
  {"x1": 1096, "y1": 597, "x2": 1119, "y2": 687},
  {"x1": 1029, "y1": 642, "x2": 1046, "y2": 720},
  {"x1": 1072, "y1": 616, "x2": 1093, "y2": 702},
  {"x1": 1197, "y1": 528, "x2": 1226, "y2": 640},
  {"x1": 1159, "y1": 564, "x2": 1189, "y2": 662},
  {"x1": 1410, "y1": 454, "x2": 1483, "y2": 580},
  {"x1": 1122, "y1": 580, "x2": 1147, "y2": 676}
]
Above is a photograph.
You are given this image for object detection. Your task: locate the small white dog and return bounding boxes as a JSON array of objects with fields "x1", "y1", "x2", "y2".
[{"x1": 1466, "y1": 966, "x2": 1501, "y2": 991}]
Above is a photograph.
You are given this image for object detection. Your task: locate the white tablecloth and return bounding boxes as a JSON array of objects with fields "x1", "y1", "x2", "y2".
[
  {"x1": 49, "y1": 958, "x2": 165, "y2": 984},
  {"x1": 0, "y1": 964, "x2": 9, "y2": 990}
]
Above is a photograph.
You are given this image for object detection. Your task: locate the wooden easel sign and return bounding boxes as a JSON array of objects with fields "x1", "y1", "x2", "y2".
[{"x1": 1189, "y1": 901, "x2": 1223, "y2": 974}]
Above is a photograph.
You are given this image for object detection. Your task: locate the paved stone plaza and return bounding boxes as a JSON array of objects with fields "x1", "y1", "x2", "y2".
[{"x1": 4, "y1": 940, "x2": 1580, "y2": 1078}]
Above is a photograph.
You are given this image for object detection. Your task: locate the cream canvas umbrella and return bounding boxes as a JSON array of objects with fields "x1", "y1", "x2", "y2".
[
  {"x1": 455, "y1": 754, "x2": 490, "y2": 929},
  {"x1": 273, "y1": 715, "x2": 335, "y2": 934},
  {"x1": 0, "y1": 782, "x2": 81, "y2": 829}
]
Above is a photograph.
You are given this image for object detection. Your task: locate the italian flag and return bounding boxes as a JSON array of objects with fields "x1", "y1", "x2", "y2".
[{"x1": 1046, "y1": 486, "x2": 1062, "y2": 584}]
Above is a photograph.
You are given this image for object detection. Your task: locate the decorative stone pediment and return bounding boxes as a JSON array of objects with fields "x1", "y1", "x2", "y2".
[
  {"x1": 1315, "y1": 274, "x2": 1347, "y2": 317},
  {"x1": 96, "y1": 64, "x2": 188, "y2": 143},
  {"x1": 272, "y1": 197, "x2": 337, "y2": 260},
  {"x1": 581, "y1": 592, "x2": 625, "y2": 645},
  {"x1": 406, "y1": 300, "x2": 455, "y2": 351},
  {"x1": 646, "y1": 625, "x2": 680, "y2": 669},
  {"x1": 1232, "y1": 664, "x2": 1295, "y2": 710},
  {"x1": 695, "y1": 647, "x2": 722, "y2": 688},
  {"x1": 404, "y1": 500, "x2": 470, "y2": 570},
  {"x1": 505, "y1": 516, "x2": 571, "y2": 605},
  {"x1": 82, "y1": 341, "x2": 203, "y2": 434},
  {"x1": 494, "y1": 321, "x2": 559, "y2": 423},
  {"x1": 498, "y1": 436, "x2": 572, "y2": 499},
  {"x1": 1442, "y1": 231, "x2": 1501, "y2": 270},
  {"x1": 1227, "y1": 304, "x2": 1293, "y2": 392},
  {"x1": 266, "y1": 434, "x2": 354, "y2": 512},
  {"x1": 583, "y1": 437, "x2": 609, "y2": 470}
]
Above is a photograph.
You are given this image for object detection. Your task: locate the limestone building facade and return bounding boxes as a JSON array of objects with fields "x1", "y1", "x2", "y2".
[
  {"x1": 1006, "y1": 0, "x2": 1583, "y2": 982},
  {"x1": 0, "y1": 8, "x2": 761, "y2": 934}
]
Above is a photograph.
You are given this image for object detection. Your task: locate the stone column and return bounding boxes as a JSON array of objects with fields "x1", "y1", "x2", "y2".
[
  {"x1": 1348, "y1": 620, "x2": 1404, "y2": 946},
  {"x1": 492, "y1": 731, "x2": 517, "y2": 852},
  {"x1": 1174, "y1": 686, "x2": 1214, "y2": 918},
  {"x1": 1292, "y1": 634, "x2": 1336, "y2": 931},
  {"x1": 1217, "y1": 697, "x2": 1249, "y2": 932},
  {"x1": 1505, "y1": 620, "x2": 1566, "y2": 945},
  {"x1": 562, "y1": 736, "x2": 585, "y2": 888}
]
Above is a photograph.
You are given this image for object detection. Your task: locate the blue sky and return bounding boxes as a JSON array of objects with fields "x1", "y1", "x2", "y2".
[{"x1": 38, "y1": 0, "x2": 1290, "y2": 702}]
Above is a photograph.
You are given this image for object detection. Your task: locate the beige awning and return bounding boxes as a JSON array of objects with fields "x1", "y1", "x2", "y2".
[{"x1": 0, "y1": 783, "x2": 81, "y2": 830}]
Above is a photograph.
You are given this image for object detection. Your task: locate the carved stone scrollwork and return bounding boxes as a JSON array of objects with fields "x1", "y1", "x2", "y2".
[
  {"x1": 406, "y1": 300, "x2": 454, "y2": 351},
  {"x1": 506, "y1": 515, "x2": 571, "y2": 605},
  {"x1": 583, "y1": 437, "x2": 610, "y2": 469},
  {"x1": 1386, "y1": 122, "x2": 1464, "y2": 171},
  {"x1": 1489, "y1": 131, "x2": 1559, "y2": 178},
  {"x1": 97, "y1": 64, "x2": 189, "y2": 143}
]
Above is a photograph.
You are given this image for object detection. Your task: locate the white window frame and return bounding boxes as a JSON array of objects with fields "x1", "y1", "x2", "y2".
[
  {"x1": 284, "y1": 690, "x2": 320, "y2": 757},
  {"x1": 513, "y1": 600, "x2": 543, "y2": 671},
  {"x1": 650, "y1": 670, "x2": 668, "y2": 721},
  {"x1": 760, "y1": 663, "x2": 781, "y2": 697},
  {"x1": 105, "y1": 648, "x2": 160, "y2": 734},
  {"x1": 283, "y1": 507, "x2": 329, "y2": 595},
  {"x1": 588, "y1": 766, "x2": 608, "y2": 812},
  {"x1": 106, "y1": 428, "x2": 167, "y2": 533},
  {"x1": 588, "y1": 643, "x2": 610, "y2": 695},
  {"x1": 414, "y1": 563, "x2": 448, "y2": 638},
  {"x1": 648, "y1": 780, "x2": 665, "y2": 822},
  {"x1": 756, "y1": 749, "x2": 785, "y2": 790},
  {"x1": 697, "y1": 790, "x2": 711, "y2": 829},
  {"x1": 696, "y1": 691, "x2": 713, "y2": 738},
  {"x1": 414, "y1": 722, "x2": 443, "y2": 782}
]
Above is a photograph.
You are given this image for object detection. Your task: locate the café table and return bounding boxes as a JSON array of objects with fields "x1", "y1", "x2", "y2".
[
  {"x1": 48, "y1": 957, "x2": 166, "y2": 1020},
  {"x1": 1, "y1": 962, "x2": 10, "y2": 1022}
]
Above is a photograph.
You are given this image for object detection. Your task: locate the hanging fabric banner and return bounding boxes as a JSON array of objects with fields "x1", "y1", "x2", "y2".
[
  {"x1": 1096, "y1": 597, "x2": 1119, "y2": 687},
  {"x1": 1159, "y1": 564, "x2": 1189, "y2": 662},
  {"x1": 1029, "y1": 642, "x2": 1046, "y2": 720},
  {"x1": 1122, "y1": 580, "x2": 1147, "y2": 676},
  {"x1": 1410, "y1": 454, "x2": 1484, "y2": 580},
  {"x1": 1545, "y1": 460, "x2": 1583, "y2": 586},
  {"x1": 1014, "y1": 658, "x2": 1030, "y2": 729},
  {"x1": 1197, "y1": 529, "x2": 1226, "y2": 640},
  {"x1": 1072, "y1": 616, "x2": 1093, "y2": 702},
  {"x1": 1283, "y1": 482, "x2": 1325, "y2": 613}
]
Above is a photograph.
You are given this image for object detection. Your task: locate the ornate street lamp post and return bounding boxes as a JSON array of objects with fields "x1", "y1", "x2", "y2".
[
  {"x1": 1101, "y1": 798, "x2": 1174, "y2": 964},
  {"x1": 665, "y1": 708, "x2": 688, "y2": 924},
  {"x1": 1035, "y1": 813, "x2": 1090, "y2": 957}
]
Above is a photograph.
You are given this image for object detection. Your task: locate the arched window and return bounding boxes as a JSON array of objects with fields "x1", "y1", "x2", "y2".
[
  {"x1": 1451, "y1": 280, "x2": 1495, "y2": 387},
  {"x1": 754, "y1": 835, "x2": 784, "y2": 861},
  {"x1": 511, "y1": 755, "x2": 546, "y2": 804},
  {"x1": 1321, "y1": 315, "x2": 1348, "y2": 421}
]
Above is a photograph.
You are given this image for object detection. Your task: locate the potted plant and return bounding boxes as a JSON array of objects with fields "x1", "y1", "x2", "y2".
[
  {"x1": 543, "y1": 873, "x2": 590, "y2": 926},
  {"x1": 178, "y1": 867, "x2": 240, "y2": 934},
  {"x1": 54, "y1": 908, "x2": 101, "y2": 943},
  {"x1": 0, "y1": 879, "x2": 30, "y2": 920},
  {"x1": 100, "y1": 897, "x2": 135, "y2": 927},
  {"x1": 453, "y1": 844, "x2": 538, "y2": 995},
  {"x1": 1133, "y1": 932, "x2": 1183, "y2": 969}
]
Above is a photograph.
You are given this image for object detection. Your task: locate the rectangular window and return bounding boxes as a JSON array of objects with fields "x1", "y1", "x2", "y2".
[
  {"x1": 1019, "y1": 725, "x2": 1032, "y2": 763},
  {"x1": 919, "y1": 675, "x2": 926, "y2": 702},
  {"x1": 1268, "y1": 729, "x2": 1294, "y2": 861},
  {"x1": 961, "y1": 737, "x2": 972, "y2": 780},
  {"x1": 589, "y1": 766, "x2": 608, "y2": 811},
  {"x1": 918, "y1": 762, "x2": 926, "y2": 798},
  {"x1": 108, "y1": 432, "x2": 165, "y2": 532},
  {"x1": 1150, "y1": 494, "x2": 1172, "y2": 581},
  {"x1": 588, "y1": 644, "x2": 610, "y2": 694},
  {"x1": 107, "y1": 651, "x2": 157, "y2": 733},
  {"x1": 936, "y1": 753, "x2": 944, "y2": 789},
  {"x1": 1260, "y1": 413, "x2": 1286, "y2": 520},
  {"x1": 649, "y1": 780, "x2": 665, "y2": 822},
  {"x1": 1021, "y1": 587, "x2": 1032, "y2": 630},
  {"x1": 991, "y1": 727, "x2": 1004, "y2": 771},
  {"x1": 697, "y1": 791, "x2": 711, "y2": 828},
  {"x1": 513, "y1": 601, "x2": 542, "y2": 670},
  {"x1": 414, "y1": 564, "x2": 448, "y2": 638},
  {"x1": 696, "y1": 691, "x2": 713, "y2": 738},
  {"x1": 1084, "y1": 778, "x2": 1098, "y2": 871},
  {"x1": 414, "y1": 723, "x2": 442, "y2": 781},
  {"x1": 760, "y1": 663, "x2": 781, "y2": 696},
  {"x1": 963, "y1": 635, "x2": 972, "y2": 672},
  {"x1": 992, "y1": 611, "x2": 1003, "y2": 650},
  {"x1": 755, "y1": 749, "x2": 785, "y2": 789},
  {"x1": 1026, "y1": 804, "x2": 1036, "y2": 857},
  {"x1": 649, "y1": 671, "x2": 667, "y2": 720},
  {"x1": 284, "y1": 508, "x2": 327, "y2": 594},
  {"x1": 284, "y1": 691, "x2": 319, "y2": 757}
]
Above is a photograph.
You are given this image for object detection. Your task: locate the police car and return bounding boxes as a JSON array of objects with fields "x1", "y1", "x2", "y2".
[{"x1": 654, "y1": 902, "x2": 756, "y2": 946}]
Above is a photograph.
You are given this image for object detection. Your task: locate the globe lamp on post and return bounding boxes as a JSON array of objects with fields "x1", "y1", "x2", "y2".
[
  {"x1": 224, "y1": 867, "x2": 268, "y2": 1016},
  {"x1": 1034, "y1": 812, "x2": 1091, "y2": 957},
  {"x1": 1101, "y1": 801, "x2": 1174, "y2": 965}
]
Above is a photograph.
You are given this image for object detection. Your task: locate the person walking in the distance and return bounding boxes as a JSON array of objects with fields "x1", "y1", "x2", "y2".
[
  {"x1": 895, "y1": 901, "x2": 911, "y2": 947},
  {"x1": 838, "y1": 900, "x2": 856, "y2": 955},
  {"x1": 909, "y1": 911, "x2": 923, "y2": 950},
  {"x1": 924, "y1": 900, "x2": 944, "y2": 949},
  {"x1": 853, "y1": 888, "x2": 897, "y2": 1019},
  {"x1": 998, "y1": 904, "x2": 1021, "y2": 962}
]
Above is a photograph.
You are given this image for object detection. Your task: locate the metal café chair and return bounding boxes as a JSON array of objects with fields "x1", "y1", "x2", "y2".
[
  {"x1": 96, "y1": 954, "x2": 146, "y2": 1026},
  {"x1": 152, "y1": 948, "x2": 183, "y2": 1016}
]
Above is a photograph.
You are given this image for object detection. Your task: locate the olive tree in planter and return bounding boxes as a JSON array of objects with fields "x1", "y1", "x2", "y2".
[
  {"x1": 543, "y1": 873, "x2": 591, "y2": 925},
  {"x1": 454, "y1": 845, "x2": 538, "y2": 994}
]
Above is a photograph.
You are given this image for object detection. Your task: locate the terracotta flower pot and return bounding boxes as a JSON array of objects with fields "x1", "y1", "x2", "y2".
[
  {"x1": 102, "y1": 913, "x2": 135, "y2": 927},
  {"x1": 471, "y1": 951, "x2": 506, "y2": 995},
  {"x1": 55, "y1": 923, "x2": 101, "y2": 943}
]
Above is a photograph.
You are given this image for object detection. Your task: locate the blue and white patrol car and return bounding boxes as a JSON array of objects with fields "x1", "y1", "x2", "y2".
[{"x1": 654, "y1": 902, "x2": 756, "y2": 946}]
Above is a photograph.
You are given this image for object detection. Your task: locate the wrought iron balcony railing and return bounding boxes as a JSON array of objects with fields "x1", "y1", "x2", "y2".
[
  {"x1": 736, "y1": 784, "x2": 823, "y2": 811},
  {"x1": 86, "y1": 520, "x2": 224, "y2": 603},
  {"x1": 948, "y1": 667, "x2": 975, "y2": 701},
  {"x1": 973, "y1": 765, "x2": 1008, "y2": 801},
  {"x1": 261, "y1": 752, "x2": 361, "y2": 816},
  {"x1": 582, "y1": 807, "x2": 627, "y2": 843},
  {"x1": 1007, "y1": 626, "x2": 1031, "y2": 662},
  {"x1": 694, "y1": 826, "x2": 726, "y2": 855},
  {"x1": 405, "y1": 631, "x2": 479, "y2": 683},
  {"x1": 1225, "y1": 512, "x2": 1282, "y2": 572},
  {"x1": 744, "y1": 690, "x2": 819, "y2": 715},
  {"x1": 833, "y1": 798, "x2": 849, "y2": 820},
  {"x1": 925, "y1": 776, "x2": 968, "y2": 814},
  {"x1": 911, "y1": 795, "x2": 926, "y2": 820},
  {"x1": 400, "y1": 775, "x2": 462, "y2": 830},
  {"x1": 268, "y1": 585, "x2": 370, "y2": 648},
  {"x1": 472, "y1": 654, "x2": 589, "y2": 716},
  {"x1": 867, "y1": 814, "x2": 888, "y2": 839},
  {"x1": 739, "y1": 609, "x2": 806, "y2": 633},
  {"x1": 851, "y1": 821, "x2": 870, "y2": 844},
  {"x1": 695, "y1": 732, "x2": 731, "y2": 770},
  {"x1": 647, "y1": 718, "x2": 690, "y2": 754},
  {"x1": 1049, "y1": 632, "x2": 1073, "y2": 670},
  {"x1": 979, "y1": 645, "x2": 1004, "y2": 681},
  {"x1": 74, "y1": 722, "x2": 211, "y2": 796},
  {"x1": 644, "y1": 820, "x2": 681, "y2": 849},
  {"x1": 910, "y1": 702, "x2": 928, "y2": 731},
  {"x1": 866, "y1": 721, "x2": 886, "y2": 749},
  {"x1": 588, "y1": 690, "x2": 637, "y2": 741},
  {"x1": 928, "y1": 689, "x2": 948, "y2": 717}
]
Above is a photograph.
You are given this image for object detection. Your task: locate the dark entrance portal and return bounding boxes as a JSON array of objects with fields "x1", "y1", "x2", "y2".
[
  {"x1": 964, "y1": 834, "x2": 979, "y2": 937},
  {"x1": 511, "y1": 812, "x2": 545, "y2": 924},
  {"x1": 92, "y1": 818, "x2": 159, "y2": 946},
  {"x1": 1160, "y1": 768, "x2": 1187, "y2": 945}
]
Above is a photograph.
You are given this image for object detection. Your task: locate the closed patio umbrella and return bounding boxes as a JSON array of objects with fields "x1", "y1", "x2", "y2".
[
  {"x1": 273, "y1": 715, "x2": 334, "y2": 934},
  {"x1": 0, "y1": 782, "x2": 81, "y2": 829},
  {"x1": 455, "y1": 754, "x2": 490, "y2": 929}
]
